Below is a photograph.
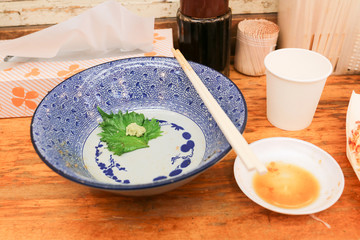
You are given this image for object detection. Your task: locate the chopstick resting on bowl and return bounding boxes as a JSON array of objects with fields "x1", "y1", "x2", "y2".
[{"x1": 171, "y1": 48, "x2": 267, "y2": 174}]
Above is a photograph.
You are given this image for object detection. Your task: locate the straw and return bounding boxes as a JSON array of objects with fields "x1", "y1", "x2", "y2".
[
  {"x1": 278, "y1": 0, "x2": 360, "y2": 75},
  {"x1": 303, "y1": 0, "x2": 314, "y2": 49},
  {"x1": 335, "y1": 0, "x2": 360, "y2": 74},
  {"x1": 325, "y1": 0, "x2": 351, "y2": 67},
  {"x1": 171, "y1": 48, "x2": 267, "y2": 174},
  {"x1": 311, "y1": 0, "x2": 328, "y2": 51}
]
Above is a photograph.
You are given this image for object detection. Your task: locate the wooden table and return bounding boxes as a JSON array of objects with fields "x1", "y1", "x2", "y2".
[{"x1": 1, "y1": 66, "x2": 359, "y2": 239}]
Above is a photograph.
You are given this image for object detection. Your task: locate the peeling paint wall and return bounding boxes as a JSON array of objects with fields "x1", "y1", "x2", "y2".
[{"x1": 0, "y1": 0, "x2": 278, "y2": 27}]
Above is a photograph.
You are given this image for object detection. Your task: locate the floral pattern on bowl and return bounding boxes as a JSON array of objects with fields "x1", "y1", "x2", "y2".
[{"x1": 31, "y1": 57, "x2": 247, "y2": 195}]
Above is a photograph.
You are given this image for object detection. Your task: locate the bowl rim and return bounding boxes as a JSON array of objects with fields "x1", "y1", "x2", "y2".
[
  {"x1": 233, "y1": 137, "x2": 345, "y2": 215},
  {"x1": 31, "y1": 56, "x2": 248, "y2": 191}
]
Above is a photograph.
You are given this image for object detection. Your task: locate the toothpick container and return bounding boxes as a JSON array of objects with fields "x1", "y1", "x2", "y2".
[{"x1": 234, "y1": 19, "x2": 279, "y2": 76}]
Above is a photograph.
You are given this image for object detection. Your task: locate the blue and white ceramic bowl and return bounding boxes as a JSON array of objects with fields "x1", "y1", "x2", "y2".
[{"x1": 31, "y1": 57, "x2": 247, "y2": 196}]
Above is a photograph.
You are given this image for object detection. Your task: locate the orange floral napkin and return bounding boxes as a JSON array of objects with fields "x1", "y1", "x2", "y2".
[{"x1": 0, "y1": 28, "x2": 173, "y2": 118}]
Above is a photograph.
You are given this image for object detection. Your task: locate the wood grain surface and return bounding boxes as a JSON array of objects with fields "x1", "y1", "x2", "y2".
[{"x1": 0, "y1": 66, "x2": 360, "y2": 240}]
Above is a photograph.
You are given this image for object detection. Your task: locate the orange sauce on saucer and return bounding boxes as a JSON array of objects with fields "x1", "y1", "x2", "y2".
[{"x1": 253, "y1": 161, "x2": 320, "y2": 209}]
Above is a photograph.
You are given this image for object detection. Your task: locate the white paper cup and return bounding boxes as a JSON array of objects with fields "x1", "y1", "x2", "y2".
[{"x1": 264, "y1": 48, "x2": 333, "y2": 131}]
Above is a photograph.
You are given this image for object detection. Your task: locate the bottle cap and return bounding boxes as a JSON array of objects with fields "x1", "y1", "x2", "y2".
[{"x1": 180, "y1": 0, "x2": 229, "y2": 18}]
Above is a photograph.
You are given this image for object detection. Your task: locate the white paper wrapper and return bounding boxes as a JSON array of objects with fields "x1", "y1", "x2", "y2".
[
  {"x1": 0, "y1": 0, "x2": 154, "y2": 60},
  {"x1": 346, "y1": 90, "x2": 360, "y2": 181}
]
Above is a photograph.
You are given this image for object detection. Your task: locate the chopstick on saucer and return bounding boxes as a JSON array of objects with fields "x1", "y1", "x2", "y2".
[{"x1": 171, "y1": 48, "x2": 267, "y2": 174}]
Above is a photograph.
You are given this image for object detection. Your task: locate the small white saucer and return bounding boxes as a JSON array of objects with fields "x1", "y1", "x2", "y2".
[{"x1": 234, "y1": 137, "x2": 345, "y2": 215}]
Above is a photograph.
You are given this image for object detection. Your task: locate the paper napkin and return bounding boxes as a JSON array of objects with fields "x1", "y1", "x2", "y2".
[
  {"x1": 0, "y1": 0, "x2": 154, "y2": 60},
  {"x1": 346, "y1": 90, "x2": 360, "y2": 181}
]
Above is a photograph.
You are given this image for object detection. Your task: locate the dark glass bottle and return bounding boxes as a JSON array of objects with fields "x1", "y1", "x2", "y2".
[{"x1": 177, "y1": 0, "x2": 231, "y2": 76}]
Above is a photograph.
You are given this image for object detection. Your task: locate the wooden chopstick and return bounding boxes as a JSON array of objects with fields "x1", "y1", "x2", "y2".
[{"x1": 171, "y1": 48, "x2": 267, "y2": 174}]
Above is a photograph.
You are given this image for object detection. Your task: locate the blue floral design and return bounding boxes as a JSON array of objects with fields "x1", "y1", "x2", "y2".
[
  {"x1": 153, "y1": 126, "x2": 195, "y2": 181},
  {"x1": 171, "y1": 123, "x2": 184, "y2": 131},
  {"x1": 94, "y1": 120, "x2": 195, "y2": 184},
  {"x1": 95, "y1": 141, "x2": 129, "y2": 183}
]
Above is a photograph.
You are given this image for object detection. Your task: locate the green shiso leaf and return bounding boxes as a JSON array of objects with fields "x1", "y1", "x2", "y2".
[{"x1": 97, "y1": 106, "x2": 162, "y2": 156}]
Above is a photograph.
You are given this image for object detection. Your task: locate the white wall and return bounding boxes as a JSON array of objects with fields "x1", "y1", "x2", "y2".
[{"x1": 0, "y1": 0, "x2": 278, "y2": 27}]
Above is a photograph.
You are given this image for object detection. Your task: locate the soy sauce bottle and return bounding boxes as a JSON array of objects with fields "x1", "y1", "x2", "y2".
[{"x1": 177, "y1": 0, "x2": 231, "y2": 76}]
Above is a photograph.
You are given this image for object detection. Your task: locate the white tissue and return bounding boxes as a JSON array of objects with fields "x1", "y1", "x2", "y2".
[
  {"x1": 0, "y1": 0, "x2": 154, "y2": 59},
  {"x1": 346, "y1": 90, "x2": 360, "y2": 181}
]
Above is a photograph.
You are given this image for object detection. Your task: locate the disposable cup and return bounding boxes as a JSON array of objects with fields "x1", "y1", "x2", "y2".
[{"x1": 264, "y1": 48, "x2": 333, "y2": 131}]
